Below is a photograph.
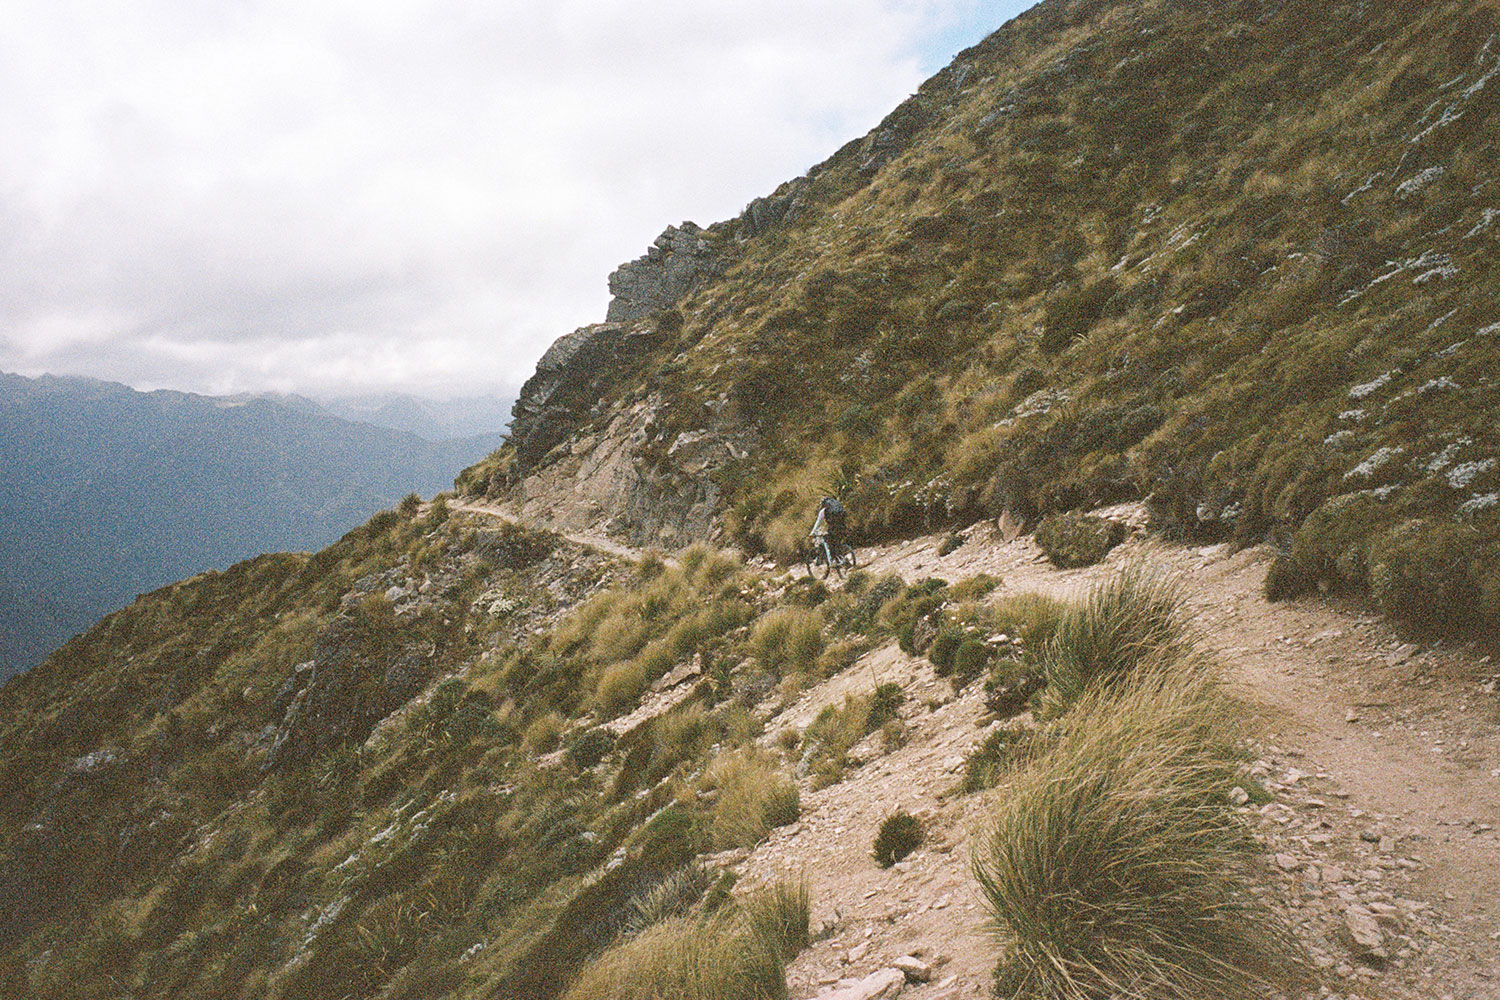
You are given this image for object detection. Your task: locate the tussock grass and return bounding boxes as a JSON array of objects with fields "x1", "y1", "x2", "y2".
[
  {"x1": 751, "y1": 607, "x2": 824, "y2": 675},
  {"x1": 974, "y1": 669, "x2": 1307, "y2": 1000},
  {"x1": 560, "y1": 879, "x2": 807, "y2": 1000},
  {"x1": 1033, "y1": 563, "x2": 1190, "y2": 719},
  {"x1": 704, "y1": 750, "x2": 801, "y2": 850}
]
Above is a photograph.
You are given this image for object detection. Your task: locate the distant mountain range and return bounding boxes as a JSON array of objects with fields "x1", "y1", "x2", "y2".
[
  {"x1": 0, "y1": 373, "x2": 507, "y2": 677},
  {"x1": 317, "y1": 392, "x2": 515, "y2": 441}
]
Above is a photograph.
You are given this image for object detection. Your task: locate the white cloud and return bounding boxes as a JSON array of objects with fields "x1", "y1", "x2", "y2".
[{"x1": 0, "y1": 0, "x2": 1027, "y2": 397}]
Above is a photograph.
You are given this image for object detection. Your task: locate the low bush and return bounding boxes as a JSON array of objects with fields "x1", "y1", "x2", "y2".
[
  {"x1": 983, "y1": 658, "x2": 1047, "y2": 718},
  {"x1": 1032, "y1": 563, "x2": 1191, "y2": 719},
  {"x1": 963, "y1": 724, "x2": 1053, "y2": 792},
  {"x1": 1035, "y1": 512, "x2": 1128, "y2": 569},
  {"x1": 951, "y1": 639, "x2": 992, "y2": 687},
  {"x1": 1367, "y1": 519, "x2": 1484, "y2": 632},
  {"x1": 927, "y1": 628, "x2": 964, "y2": 675},
  {"x1": 974, "y1": 670, "x2": 1307, "y2": 1000},
  {"x1": 872, "y1": 810, "x2": 923, "y2": 868}
]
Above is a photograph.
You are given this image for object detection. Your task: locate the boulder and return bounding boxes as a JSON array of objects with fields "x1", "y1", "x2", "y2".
[{"x1": 817, "y1": 968, "x2": 906, "y2": 1000}]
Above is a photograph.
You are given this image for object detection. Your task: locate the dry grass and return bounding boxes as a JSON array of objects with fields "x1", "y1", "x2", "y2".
[
  {"x1": 1032, "y1": 563, "x2": 1191, "y2": 719},
  {"x1": 974, "y1": 668, "x2": 1307, "y2": 1000},
  {"x1": 560, "y1": 878, "x2": 807, "y2": 1000},
  {"x1": 704, "y1": 750, "x2": 801, "y2": 851}
]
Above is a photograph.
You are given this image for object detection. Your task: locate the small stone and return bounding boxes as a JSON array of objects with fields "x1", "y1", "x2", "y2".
[
  {"x1": 848, "y1": 941, "x2": 870, "y2": 962},
  {"x1": 891, "y1": 956, "x2": 933, "y2": 983},
  {"x1": 1343, "y1": 905, "x2": 1388, "y2": 960},
  {"x1": 1346, "y1": 708, "x2": 1360, "y2": 723},
  {"x1": 1276, "y1": 853, "x2": 1304, "y2": 871},
  {"x1": 1229, "y1": 786, "x2": 1250, "y2": 806},
  {"x1": 815, "y1": 968, "x2": 906, "y2": 1000},
  {"x1": 932, "y1": 894, "x2": 952, "y2": 910}
]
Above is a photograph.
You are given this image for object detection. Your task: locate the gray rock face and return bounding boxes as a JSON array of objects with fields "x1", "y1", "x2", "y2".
[
  {"x1": 606, "y1": 223, "x2": 724, "y2": 323},
  {"x1": 508, "y1": 322, "x2": 661, "y2": 471},
  {"x1": 263, "y1": 618, "x2": 435, "y2": 772}
]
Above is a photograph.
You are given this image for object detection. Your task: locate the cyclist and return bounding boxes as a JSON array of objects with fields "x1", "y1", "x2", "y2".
[{"x1": 809, "y1": 497, "x2": 849, "y2": 549}]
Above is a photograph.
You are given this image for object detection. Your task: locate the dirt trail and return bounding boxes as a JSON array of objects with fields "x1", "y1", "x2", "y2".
[
  {"x1": 450, "y1": 499, "x2": 666, "y2": 565},
  {"x1": 465, "y1": 500, "x2": 1500, "y2": 998}
]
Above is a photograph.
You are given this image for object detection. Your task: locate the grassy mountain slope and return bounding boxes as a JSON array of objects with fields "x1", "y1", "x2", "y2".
[
  {"x1": 0, "y1": 373, "x2": 504, "y2": 677},
  {"x1": 464, "y1": 0, "x2": 1500, "y2": 636},
  {"x1": 5, "y1": 1, "x2": 1500, "y2": 997}
]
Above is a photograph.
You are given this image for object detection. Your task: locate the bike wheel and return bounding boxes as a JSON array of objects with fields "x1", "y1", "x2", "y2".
[
  {"x1": 822, "y1": 541, "x2": 842, "y2": 580},
  {"x1": 803, "y1": 545, "x2": 819, "y2": 580},
  {"x1": 840, "y1": 543, "x2": 858, "y2": 570}
]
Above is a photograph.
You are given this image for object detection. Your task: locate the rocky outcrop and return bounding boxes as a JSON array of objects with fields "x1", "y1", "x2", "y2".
[
  {"x1": 508, "y1": 322, "x2": 662, "y2": 471},
  {"x1": 263, "y1": 616, "x2": 436, "y2": 772},
  {"x1": 606, "y1": 222, "x2": 726, "y2": 323},
  {"x1": 509, "y1": 394, "x2": 755, "y2": 549}
]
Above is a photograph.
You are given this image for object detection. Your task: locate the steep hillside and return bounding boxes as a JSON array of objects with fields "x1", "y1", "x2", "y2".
[
  {"x1": 0, "y1": 373, "x2": 504, "y2": 677},
  {"x1": 462, "y1": 0, "x2": 1500, "y2": 638},
  {"x1": 4, "y1": 1, "x2": 1500, "y2": 999}
]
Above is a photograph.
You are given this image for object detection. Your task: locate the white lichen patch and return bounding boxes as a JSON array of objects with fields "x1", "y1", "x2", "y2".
[
  {"x1": 1345, "y1": 446, "x2": 1405, "y2": 480},
  {"x1": 1350, "y1": 371, "x2": 1395, "y2": 399},
  {"x1": 1467, "y1": 208, "x2": 1500, "y2": 238},
  {"x1": 1459, "y1": 493, "x2": 1499, "y2": 517},
  {"x1": 1396, "y1": 166, "x2": 1446, "y2": 197},
  {"x1": 1338, "y1": 408, "x2": 1367, "y2": 423},
  {"x1": 1448, "y1": 459, "x2": 1497, "y2": 490},
  {"x1": 1324, "y1": 430, "x2": 1357, "y2": 448},
  {"x1": 1416, "y1": 376, "x2": 1460, "y2": 394},
  {"x1": 1426, "y1": 439, "x2": 1473, "y2": 474}
]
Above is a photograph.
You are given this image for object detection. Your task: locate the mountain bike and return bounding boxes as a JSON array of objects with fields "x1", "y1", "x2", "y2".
[{"x1": 804, "y1": 534, "x2": 857, "y2": 580}]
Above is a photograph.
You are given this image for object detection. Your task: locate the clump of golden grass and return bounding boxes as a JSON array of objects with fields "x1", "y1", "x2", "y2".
[
  {"x1": 561, "y1": 878, "x2": 808, "y2": 1000},
  {"x1": 973, "y1": 667, "x2": 1308, "y2": 1000},
  {"x1": 751, "y1": 607, "x2": 825, "y2": 675},
  {"x1": 1032, "y1": 562, "x2": 1191, "y2": 718},
  {"x1": 703, "y1": 750, "x2": 801, "y2": 850}
]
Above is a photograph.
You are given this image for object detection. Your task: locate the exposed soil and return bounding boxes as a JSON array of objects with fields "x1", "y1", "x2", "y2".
[{"x1": 468, "y1": 500, "x2": 1500, "y2": 998}]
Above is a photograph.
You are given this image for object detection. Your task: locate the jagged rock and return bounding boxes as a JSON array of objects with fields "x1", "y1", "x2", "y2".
[
  {"x1": 892, "y1": 955, "x2": 934, "y2": 983},
  {"x1": 1342, "y1": 904, "x2": 1389, "y2": 961},
  {"x1": 817, "y1": 968, "x2": 906, "y2": 1000},
  {"x1": 508, "y1": 322, "x2": 660, "y2": 470},
  {"x1": 606, "y1": 223, "x2": 725, "y2": 323}
]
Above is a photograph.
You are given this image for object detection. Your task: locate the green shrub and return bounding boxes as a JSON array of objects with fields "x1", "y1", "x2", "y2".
[
  {"x1": 1035, "y1": 512, "x2": 1128, "y2": 569},
  {"x1": 951, "y1": 639, "x2": 992, "y2": 687},
  {"x1": 1367, "y1": 519, "x2": 1483, "y2": 632},
  {"x1": 568, "y1": 727, "x2": 616, "y2": 770},
  {"x1": 1033, "y1": 564, "x2": 1191, "y2": 719},
  {"x1": 625, "y1": 865, "x2": 714, "y2": 937},
  {"x1": 1285, "y1": 492, "x2": 1385, "y2": 592},
  {"x1": 963, "y1": 725, "x2": 1053, "y2": 792},
  {"x1": 927, "y1": 628, "x2": 964, "y2": 675},
  {"x1": 974, "y1": 671, "x2": 1307, "y2": 1000},
  {"x1": 868, "y1": 682, "x2": 905, "y2": 729},
  {"x1": 983, "y1": 657, "x2": 1047, "y2": 718},
  {"x1": 872, "y1": 810, "x2": 924, "y2": 868}
]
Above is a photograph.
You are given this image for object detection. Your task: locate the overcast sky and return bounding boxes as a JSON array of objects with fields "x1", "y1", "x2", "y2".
[{"x1": 1, "y1": 1, "x2": 1034, "y2": 399}]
